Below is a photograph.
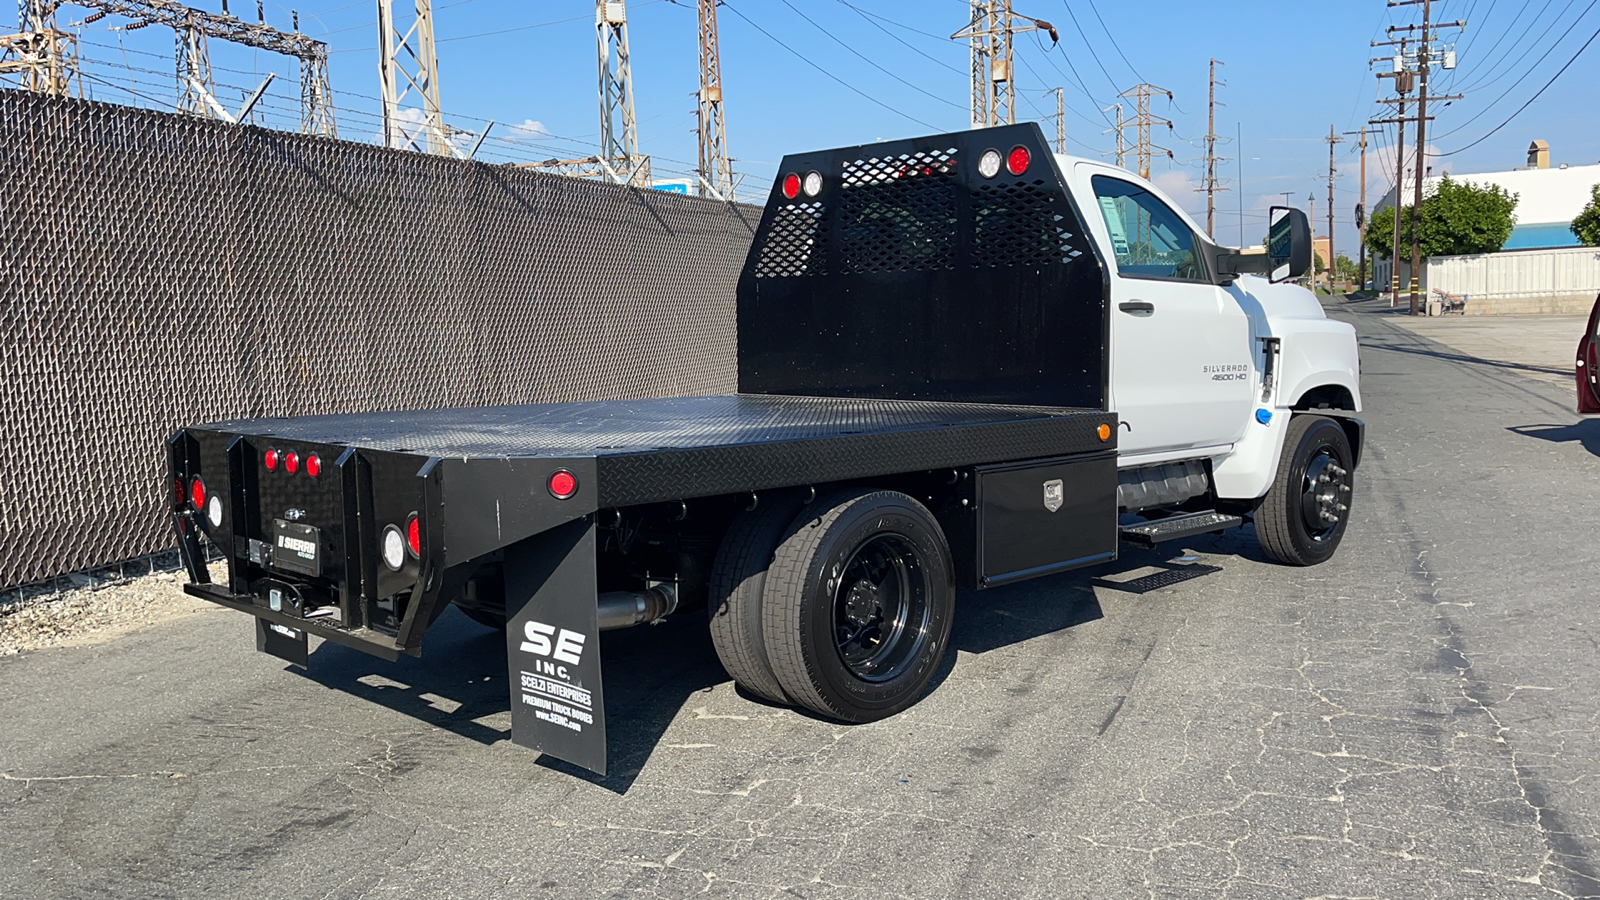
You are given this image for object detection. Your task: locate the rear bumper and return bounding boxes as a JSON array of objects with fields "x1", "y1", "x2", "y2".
[{"x1": 182, "y1": 581, "x2": 403, "y2": 662}]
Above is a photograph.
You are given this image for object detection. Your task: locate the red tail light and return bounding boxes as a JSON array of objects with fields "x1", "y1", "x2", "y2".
[
  {"x1": 406, "y1": 514, "x2": 421, "y2": 557},
  {"x1": 781, "y1": 173, "x2": 800, "y2": 199},
  {"x1": 285, "y1": 451, "x2": 299, "y2": 474},
  {"x1": 305, "y1": 454, "x2": 321, "y2": 478},
  {"x1": 549, "y1": 470, "x2": 578, "y2": 500},
  {"x1": 190, "y1": 477, "x2": 206, "y2": 509},
  {"x1": 1006, "y1": 145, "x2": 1031, "y2": 176},
  {"x1": 263, "y1": 449, "x2": 278, "y2": 471}
]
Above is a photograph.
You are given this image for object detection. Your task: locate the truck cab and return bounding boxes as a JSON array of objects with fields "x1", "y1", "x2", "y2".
[{"x1": 1060, "y1": 155, "x2": 1362, "y2": 548}]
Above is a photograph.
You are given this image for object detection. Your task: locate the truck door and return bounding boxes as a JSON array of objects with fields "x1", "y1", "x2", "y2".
[
  {"x1": 1081, "y1": 170, "x2": 1254, "y2": 457},
  {"x1": 1580, "y1": 293, "x2": 1600, "y2": 415}
]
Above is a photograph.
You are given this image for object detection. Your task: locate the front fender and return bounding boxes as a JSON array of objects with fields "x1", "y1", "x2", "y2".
[{"x1": 1279, "y1": 320, "x2": 1362, "y2": 412}]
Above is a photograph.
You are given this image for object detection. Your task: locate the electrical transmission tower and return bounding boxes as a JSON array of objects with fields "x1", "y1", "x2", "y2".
[
  {"x1": 696, "y1": 0, "x2": 731, "y2": 199},
  {"x1": 378, "y1": 0, "x2": 444, "y2": 154},
  {"x1": 596, "y1": 0, "x2": 647, "y2": 185},
  {"x1": 1197, "y1": 59, "x2": 1227, "y2": 237},
  {"x1": 525, "y1": 1, "x2": 648, "y2": 185},
  {"x1": 1, "y1": 0, "x2": 80, "y2": 97},
  {"x1": 1050, "y1": 86, "x2": 1064, "y2": 153},
  {"x1": 951, "y1": 1, "x2": 1057, "y2": 128},
  {"x1": 1118, "y1": 83, "x2": 1173, "y2": 180},
  {"x1": 1101, "y1": 103, "x2": 1124, "y2": 167},
  {"x1": 36, "y1": 2, "x2": 335, "y2": 134}
]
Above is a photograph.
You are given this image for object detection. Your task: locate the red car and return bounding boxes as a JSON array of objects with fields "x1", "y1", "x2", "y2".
[{"x1": 1581, "y1": 293, "x2": 1600, "y2": 414}]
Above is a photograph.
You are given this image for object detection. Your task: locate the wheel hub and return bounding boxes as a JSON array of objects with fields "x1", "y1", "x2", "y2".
[
  {"x1": 1299, "y1": 452, "x2": 1350, "y2": 539},
  {"x1": 843, "y1": 579, "x2": 883, "y2": 627},
  {"x1": 831, "y1": 533, "x2": 929, "y2": 682}
]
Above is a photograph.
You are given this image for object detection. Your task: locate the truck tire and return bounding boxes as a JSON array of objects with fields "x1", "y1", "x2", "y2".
[
  {"x1": 707, "y1": 496, "x2": 805, "y2": 704},
  {"x1": 1256, "y1": 415, "x2": 1355, "y2": 566},
  {"x1": 761, "y1": 490, "x2": 956, "y2": 723}
]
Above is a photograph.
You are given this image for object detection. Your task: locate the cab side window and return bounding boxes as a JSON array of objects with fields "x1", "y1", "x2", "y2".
[{"x1": 1090, "y1": 175, "x2": 1207, "y2": 282}]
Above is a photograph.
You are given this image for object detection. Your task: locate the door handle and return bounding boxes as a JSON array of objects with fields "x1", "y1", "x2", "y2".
[{"x1": 1119, "y1": 300, "x2": 1155, "y2": 314}]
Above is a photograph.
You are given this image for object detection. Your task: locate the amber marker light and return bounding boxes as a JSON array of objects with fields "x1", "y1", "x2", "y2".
[{"x1": 1098, "y1": 423, "x2": 1112, "y2": 441}]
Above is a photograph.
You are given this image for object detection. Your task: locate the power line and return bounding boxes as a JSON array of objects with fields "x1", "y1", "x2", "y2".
[
  {"x1": 778, "y1": 0, "x2": 963, "y2": 110},
  {"x1": 1083, "y1": 0, "x2": 1142, "y2": 82},
  {"x1": 1054, "y1": 0, "x2": 1117, "y2": 92},
  {"x1": 718, "y1": 0, "x2": 940, "y2": 130},
  {"x1": 833, "y1": 0, "x2": 964, "y2": 75},
  {"x1": 1433, "y1": 14, "x2": 1600, "y2": 156}
]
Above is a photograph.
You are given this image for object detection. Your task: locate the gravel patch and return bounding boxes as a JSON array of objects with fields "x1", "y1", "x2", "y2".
[{"x1": 0, "y1": 564, "x2": 219, "y2": 657}]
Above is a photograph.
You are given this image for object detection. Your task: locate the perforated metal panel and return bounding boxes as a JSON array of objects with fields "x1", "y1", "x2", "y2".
[{"x1": 0, "y1": 91, "x2": 759, "y2": 589}]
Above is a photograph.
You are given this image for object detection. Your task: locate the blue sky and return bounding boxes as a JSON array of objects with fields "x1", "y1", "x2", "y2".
[{"x1": 55, "y1": 0, "x2": 1600, "y2": 256}]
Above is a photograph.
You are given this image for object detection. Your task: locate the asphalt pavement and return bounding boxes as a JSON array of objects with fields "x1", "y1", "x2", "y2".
[{"x1": 5, "y1": 296, "x2": 1600, "y2": 899}]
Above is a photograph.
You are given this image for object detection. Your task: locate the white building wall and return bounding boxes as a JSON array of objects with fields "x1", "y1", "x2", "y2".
[{"x1": 1423, "y1": 246, "x2": 1600, "y2": 313}]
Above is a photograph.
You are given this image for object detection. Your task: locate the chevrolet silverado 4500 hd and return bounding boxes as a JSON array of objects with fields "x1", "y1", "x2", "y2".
[{"x1": 169, "y1": 124, "x2": 1361, "y2": 775}]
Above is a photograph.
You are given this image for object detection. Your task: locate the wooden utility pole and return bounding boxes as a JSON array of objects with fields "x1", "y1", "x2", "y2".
[
  {"x1": 1344, "y1": 127, "x2": 1378, "y2": 290},
  {"x1": 1200, "y1": 59, "x2": 1227, "y2": 238},
  {"x1": 1381, "y1": 2, "x2": 1464, "y2": 312},
  {"x1": 1325, "y1": 125, "x2": 1344, "y2": 288}
]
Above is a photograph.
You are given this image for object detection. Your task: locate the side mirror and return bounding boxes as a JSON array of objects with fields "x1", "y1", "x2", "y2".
[{"x1": 1268, "y1": 206, "x2": 1312, "y2": 283}]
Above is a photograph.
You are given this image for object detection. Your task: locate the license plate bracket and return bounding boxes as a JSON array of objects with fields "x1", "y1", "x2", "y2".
[{"x1": 272, "y1": 519, "x2": 322, "y2": 577}]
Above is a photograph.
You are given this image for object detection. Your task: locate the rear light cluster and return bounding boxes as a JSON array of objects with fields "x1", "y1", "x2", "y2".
[
  {"x1": 381, "y1": 513, "x2": 423, "y2": 571},
  {"x1": 779, "y1": 170, "x2": 824, "y2": 200},
  {"x1": 187, "y1": 476, "x2": 224, "y2": 528},
  {"x1": 263, "y1": 448, "x2": 320, "y2": 478},
  {"x1": 977, "y1": 145, "x2": 1031, "y2": 179}
]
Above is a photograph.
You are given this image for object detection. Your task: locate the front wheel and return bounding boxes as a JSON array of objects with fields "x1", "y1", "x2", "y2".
[
  {"x1": 761, "y1": 490, "x2": 956, "y2": 723},
  {"x1": 1256, "y1": 415, "x2": 1355, "y2": 566}
]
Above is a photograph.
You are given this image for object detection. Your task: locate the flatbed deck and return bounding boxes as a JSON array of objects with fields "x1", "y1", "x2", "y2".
[{"x1": 202, "y1": 394, "x2": 1113, "y2": 507}]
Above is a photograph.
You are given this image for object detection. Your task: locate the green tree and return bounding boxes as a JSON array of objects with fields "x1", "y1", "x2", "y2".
[
  {"x1": 1335, "y1": 253, "x2": 1358, "y2": 281},
  {"x1": 1364, "y1": 175, "x2": 1519, "y2": 260},
  {"x1": 1314, "y1": 251, "x2": 1326, "y2": 274},
  {"x1": 1573, "y1": 184, "x2": 1600, "y2": 246}
]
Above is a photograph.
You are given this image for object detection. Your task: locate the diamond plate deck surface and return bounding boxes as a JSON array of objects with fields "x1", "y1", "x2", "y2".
[{"x1": 197, "y1": 395, "x2": 1114, "y2": 506}]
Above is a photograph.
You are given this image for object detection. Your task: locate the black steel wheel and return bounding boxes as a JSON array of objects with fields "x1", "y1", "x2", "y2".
[
  {"x1": 707, "y1": 496, "x2": 805, "y2": 704},
  {"x1": 761, "y1": 489, "x2": 955, "y2": 723},
  {"x1": 1257, "y1": 415, "x2": 1355, "y2": 566}
]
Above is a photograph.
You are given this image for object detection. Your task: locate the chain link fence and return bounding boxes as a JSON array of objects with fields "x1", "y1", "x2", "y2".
[{"x1": 0, "y1": 90, "x2": 758, "y2": 589}]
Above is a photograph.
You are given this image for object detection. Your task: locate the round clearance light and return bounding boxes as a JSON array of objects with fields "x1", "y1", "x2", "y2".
[
  {"x1": 305, "y1": 454, "x2": 321, "y2": 478},
  {"x1": 548, "y1": 469, "x2": 578, "y2": 500},
  {"x1": 978, "y1": 148, "x2": 1002, "y2": 178},
  {"x1": 381, "y1": 525, "x2": 406, "y2": 571},
  {"x1": 190, "y1": 477, "x2": 206, "y2": 510},
  {"x1": 406, "y1": 514, "x2": 421, "y2": 558},
  {"x1": 284, "y1": 451, "x2": 299, "y2": 474},
  {"x1": 263, "y1": 449, "x2": 278, "y2": 471},
  {"x1": 802, "y1": 170, "x2": 823, "y2": 197},
  {"x1": 781, "y1": 172, "x2": 801, "y2": 200},
  {"x1": 206, "y1": 494, "x2": 224, "y2": 528},
  {"x1": 1006, "y1": 145, "x2": 1031, "y2": 176},
  {"x1": 1097, "y1": 423, "x2": 1112, "y2": 442}
]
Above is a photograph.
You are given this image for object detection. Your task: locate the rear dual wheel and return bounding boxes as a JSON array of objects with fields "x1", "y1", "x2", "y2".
[{"x1": 709, "y1": 489, "x2": 956, "y2": 723}]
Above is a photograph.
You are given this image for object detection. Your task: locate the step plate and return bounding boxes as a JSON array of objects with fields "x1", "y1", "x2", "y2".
[{"x1": 1119, "y1": 511, "x2": 1243, "y2": 549}]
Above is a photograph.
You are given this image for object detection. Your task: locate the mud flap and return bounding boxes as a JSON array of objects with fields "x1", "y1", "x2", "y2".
[
  {"x1": 504, "y1": 517, "x2": 607, "y2": 776},
  {"x1": 256, "y1": 617, "x2": 309, "y2": 667}
]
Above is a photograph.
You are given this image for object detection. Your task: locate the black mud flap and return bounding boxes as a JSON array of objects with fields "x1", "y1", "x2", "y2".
[
  {"x1": 504, "y1": 517, "x2": 607, "y2": 776},
  {"x1": 256, "y1": 617, "x2": 309, "y2": 667}
]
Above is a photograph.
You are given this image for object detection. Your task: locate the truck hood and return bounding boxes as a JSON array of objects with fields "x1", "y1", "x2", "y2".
[{"x1": 1233, "y1": 274, "x2": 1327, "y2": 326}]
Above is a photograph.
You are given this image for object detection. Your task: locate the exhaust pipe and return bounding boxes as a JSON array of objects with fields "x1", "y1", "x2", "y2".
[{"x1": 596, "y1": 584, "x2": 678, "y2": 631}]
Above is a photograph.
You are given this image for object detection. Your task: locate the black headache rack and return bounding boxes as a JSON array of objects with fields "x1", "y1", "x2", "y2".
[{"x1": 166, "y1": 124, "x2": 1118, "y2": 776}]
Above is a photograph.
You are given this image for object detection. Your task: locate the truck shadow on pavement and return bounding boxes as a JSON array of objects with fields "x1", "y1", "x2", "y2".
[
  {"x1": 1509, "y1": 421, "x2": 1600, "y2": 457},
  {"x1": 289, "y1": 544, "x2": 1231, "y2": 794}
]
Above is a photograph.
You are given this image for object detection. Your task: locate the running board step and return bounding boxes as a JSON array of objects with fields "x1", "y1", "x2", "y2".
[{"x1": 1119, "y1": 511, "x2": 1243, "y2": 548}]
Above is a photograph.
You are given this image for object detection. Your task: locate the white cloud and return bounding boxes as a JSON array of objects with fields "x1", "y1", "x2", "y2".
[{"x1": 504, "y1": 118, "x2": 548, "y2": 140}]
